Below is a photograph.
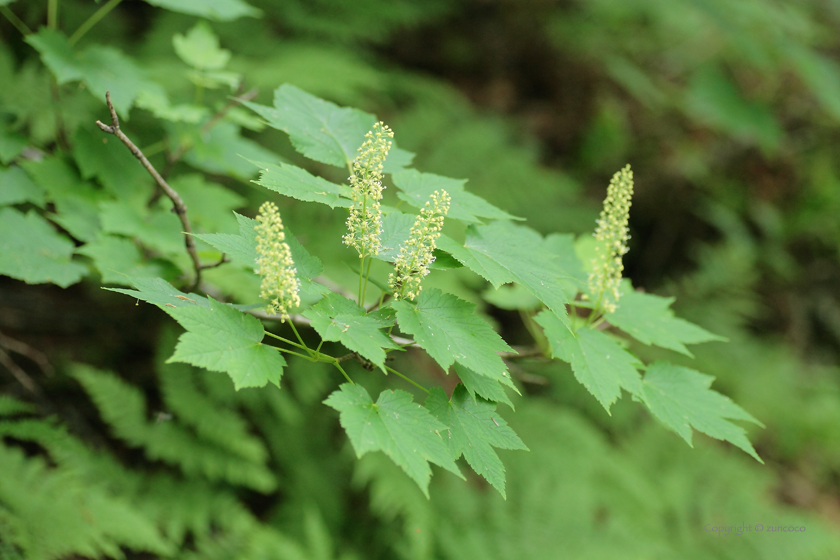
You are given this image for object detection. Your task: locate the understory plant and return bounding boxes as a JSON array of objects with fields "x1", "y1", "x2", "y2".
[{"x1": 85, "y1": 84, "x2": 763, "y2": 498}]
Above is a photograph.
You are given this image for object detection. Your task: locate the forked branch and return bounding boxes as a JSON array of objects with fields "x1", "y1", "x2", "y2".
[{"x1": 95, "y1": 91, "x2": 203, "y2": 290}]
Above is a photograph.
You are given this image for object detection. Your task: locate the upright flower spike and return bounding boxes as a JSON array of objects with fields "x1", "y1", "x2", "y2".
[
  {"x1": 343, "y1": 122, "x2": 393, "y2": 258},
  {"x1": 255, "y1": 201, "x2": 301, "y2": 321},
  {"x1": 389, "y1": 189, "x2": 451, "y2": 301},
  {"x1": 586, "y1": 165, "x2": 634, "y2": 313}
]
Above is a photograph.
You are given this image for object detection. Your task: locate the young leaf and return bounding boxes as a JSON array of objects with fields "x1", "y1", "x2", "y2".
[
  {"x1": 392, "y1": 289, "x2": 516, "y2": 387},
  {"x1": 392, "y1": 170, "x2": 520, "y2": 224},
  {"x1": 250, "y1": 161, "x2": 351, "y2": 208},
  {"x1": 165, "y1": 297, "x2": 285, "y2": 390},
  {"x1": 241, "y1": 84, "x2": 413, "y2": 171},
  {"x1": 607, "y1": 281, "x2": 725, "y2": 356},
  {"x1": 0, "y1": 207, "x2": 87, "y2": 287},
  {"x1": 426, "y1": 385, "x2": 527, "y2": 498},
  {"x1": 454, "y1": 364, "x2": 514, "y2": 410},
  {"x1": 143, "y1": 0, "x2": 260, "y2": 20},
  {"x1": 536, "y1": 311, "x2": 642, "y2": 413},
  {"x1": 172, "y1": 22, "x2": 231, "y2": 71},
  {"x1": 438, "y1": 221, "x2": 572, "y2": 322},
  {"x1": 302, "y1": 293, "x2": 399, "y2": 369},
  {"x1": 641, "y1": 362, "x2": 764, "y2": 462},
  {"x1": 323, "y1": 384, "x2": 463, "y2": 497}
]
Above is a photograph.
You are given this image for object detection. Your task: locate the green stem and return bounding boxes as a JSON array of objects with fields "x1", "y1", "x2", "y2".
[
  {"x1": 287, "y1": 320, "x2": 311, "y2": 355},
  {"x1": 47, "y1": 0, "x2": 58, "y2": 29},
  {"x1": 357, "y1": 254, "x2": 366, "y2": 304},
  {"x1": 68, "y1": 0, "x2": 123, "y2": 45},
  {"x1": 264, "y1": 330, "x2": 309, "y2": 352},
  {"x1": 384, "y1": 366, "x2": 429, "y2": 394},
  {"x1": 361, "y1": 255, "x2": 373, "y2": 305},
  {"x1": 0, "y1": 6, "x2": 32, "y2": 35},
  {"x1": 333, "y1": 361, "x2": 354, "y2": 385},
  {"x1": 270, "y1": 346, "x2": 312, "y2": 360},
  {"x1": 313, "y1": 340, "x2": 324, "y2": 360},
  {"x1": 142, "y1": 140, "x2": 166, "y2": 158}
]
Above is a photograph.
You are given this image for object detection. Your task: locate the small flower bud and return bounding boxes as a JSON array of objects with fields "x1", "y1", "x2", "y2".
[{"x1": 255, "y1": 202, "x2": 301, "y2": 321}]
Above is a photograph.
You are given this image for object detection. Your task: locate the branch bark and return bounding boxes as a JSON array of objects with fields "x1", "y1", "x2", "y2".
[{"x1": 96, "y1": 91, "x2": 204, "y2": 290}]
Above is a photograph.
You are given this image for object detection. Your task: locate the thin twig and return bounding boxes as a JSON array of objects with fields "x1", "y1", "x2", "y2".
[
  {"x1": 96, "y1": 91, "x2": 204, "y2": 290},
  {"x1": 0, "y1": 331, "x2": 54, "y2": 377},
  {"x1": 199, "y1": 254, "x2": 229, "y2": 270},
  {"x1": 202, "y1": 88, "x2": 258, "y2": 134},
  {"x1": 0, "y1": 348, "x2": 40, "y2": 395}
]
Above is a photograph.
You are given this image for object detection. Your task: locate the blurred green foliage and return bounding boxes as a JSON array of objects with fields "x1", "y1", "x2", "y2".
[{"x1": 1, "y1": 0, "x2": 839, "y2": 558}]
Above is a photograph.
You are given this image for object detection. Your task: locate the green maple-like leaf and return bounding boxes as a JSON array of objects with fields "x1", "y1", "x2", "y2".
[
  {"x1": 0, "y1": 166, "x2": 45, "y2": 207},
  {"x1": 242, "y1": 84, "x2": 413, "y2": 171},
  {"x1": 438, "y1": 221, "x2": 572, "y2": 323},
  {"x1": 324, "y1": 384, "x2": 463, "y2": 497},
  {"x1": 107, "y1": 275, "x2": 211, "y2": 308},
  {"x1": 426, "y1": 385, "x2": 527, "y2": 498},
  {"x1": 0, "y1": 207, "x2": 87, "y2": 287},
  {"x1": 0, "y1": 122, "x2": 27, "y2": 165},
  {"x1": 77, "y1": 236, "x2": 176, "y2": 285},
  {"x1": 392, "y1": 170, "x2": 519, "y2": 224},
  {"x1": 169, "y1": 174, "x2": 245, "y2": 233},
  {"x1": 303, "y1": 294, "x2": 398, "y2": 369},
  {"x1": 99, "y1": 199, "x2": 185, "y2": 257},
  {"x1": 536, "y1": 311, "x2": 642, "y2": 413},
  {"x1": 21, "y1": 157, "x2": 104, "y2": 243},
  {"x1": 165, "y1": 297, "x2": 285, "y2": 390},
  {"x1": 374, "y1": 211, "x2": 416, "y2": 262},
  {"x1": 641, "y1": 362, "x2": 764, "y2": 462},
  {"x1": 183, "y1": 122, "x2": 277, "y2": 180},
  {"x1": 251, "y1": 160, "x2": 351, "y2": 208},
  {"x1": 142, "y1": 0, "x2": 261, "y2": 20},
  {"x1": 454, "y1": 364, "x2": 514, "y2": 410},
  {"x1": 27, "y1": 29, "x2": 154, "y2": 116},
  {"x1": 607, "y1": 281, "x2": 726, "y2": 356},
  {"x1": 72, "y1": 128, "x2": 150, "y2": 199},
  {"x1": 392, "y1": 289, "x2": 517, "y2": 388}
]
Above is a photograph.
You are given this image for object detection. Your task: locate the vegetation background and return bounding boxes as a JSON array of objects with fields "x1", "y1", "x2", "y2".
[{"x1": 1, "y1": 0, "x2": 840, "y2": 558}]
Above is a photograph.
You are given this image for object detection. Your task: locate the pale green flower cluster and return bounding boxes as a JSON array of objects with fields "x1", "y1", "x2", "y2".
[
  {"x1": 389, "y1": 190, "x2": 451, "y2": 301},
  {"x1": 343, "y1": 122, "x2": 393, "y2": 258},
  {"x1": 255, "y1": 201, "x2": 300, "y2": 321},
  {"x1": 586, "y1": 165, "x2": 634, "y2": 313}
]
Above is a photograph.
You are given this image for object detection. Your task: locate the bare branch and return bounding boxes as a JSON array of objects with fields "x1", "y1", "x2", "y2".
[
  {"x1": 0, "y1": 348, "x2": 40, "y2": 395},
  {"x1": 96, "y1": 91, "x2": 204, "y2": 290},
  {"x1": 0, "y1": 331, "x2": 54, "y2": 377}
]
